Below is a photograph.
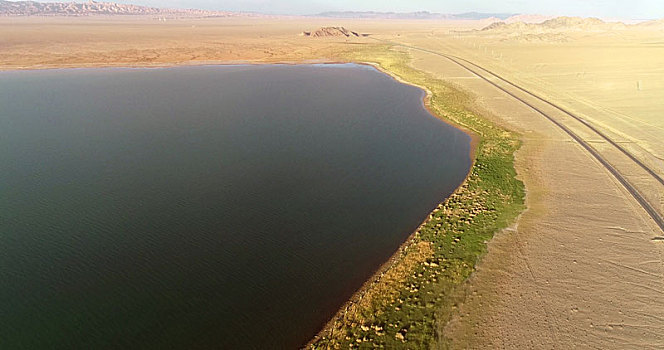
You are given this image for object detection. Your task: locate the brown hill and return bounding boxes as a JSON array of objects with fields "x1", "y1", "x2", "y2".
[
  {"x1": 540, "y1": 16, "x2": 605, "y2": 29},
  {"x1": 301, "y1": 27, "x2": 362, "y2": 38}
]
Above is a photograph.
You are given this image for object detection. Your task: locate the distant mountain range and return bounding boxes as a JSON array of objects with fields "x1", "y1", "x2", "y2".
[
  {"x1": 480, "y1": 16, "x2": 634, "y2": 32},
  {"x1": 314, "y1": 11, "x2": 517, "y2": 20},
  {"x1": 0, "y1": 0, "x2": 253, "y2": 17},
  {"x1": 0, "y1": 3, "x2": 521, "y2": 20},
  {"x1": 470, "y1": 16, "x2": 664, "y2": 43},
  {"x1": 3, "y1": 1, "x2": 658, "y2": 27}
]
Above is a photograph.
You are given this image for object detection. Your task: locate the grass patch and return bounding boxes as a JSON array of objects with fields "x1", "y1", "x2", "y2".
[{"x1": 308, "y1": 44, "x2": 525, "y2": 349}]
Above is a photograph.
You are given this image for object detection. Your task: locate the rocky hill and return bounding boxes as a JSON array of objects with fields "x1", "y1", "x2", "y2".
[
  {"x1": 301, "y1": 27, "x2": 363, "y2": 38},
  {"x1": 539, "y1": 16, "x2": 607, "y2": 29},
  {"x1": 0, "y1": 0, "x2": 249, "y2": 17}
]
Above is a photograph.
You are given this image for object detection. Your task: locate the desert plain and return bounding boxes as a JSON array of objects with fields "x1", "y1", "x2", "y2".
[{"x1": 2, "y1": 13, "x2": 663, "y2": 349}]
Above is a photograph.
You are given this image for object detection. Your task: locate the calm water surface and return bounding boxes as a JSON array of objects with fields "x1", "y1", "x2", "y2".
[{"x1": 0, "y1": 64, "x2": 471, "y2": 349}]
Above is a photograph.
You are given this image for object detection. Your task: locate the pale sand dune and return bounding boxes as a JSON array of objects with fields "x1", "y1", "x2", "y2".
[{"x1": 2, "y1": 16, "x2": 663, "y2": 349}]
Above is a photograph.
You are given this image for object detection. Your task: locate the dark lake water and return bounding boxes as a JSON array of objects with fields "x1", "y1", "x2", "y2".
[{"x1": 0, "y1": 64, "x2": 471, "y2": 349}]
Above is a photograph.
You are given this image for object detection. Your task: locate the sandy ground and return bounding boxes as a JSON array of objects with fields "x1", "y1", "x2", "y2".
[
  {"x1": 402, "y1": 29, "x2": 664, "y2": 185},
  {"x1": 2, "y1": 16, "x2": 663, "y2": 349},
  {"x1": 0, "y1": 16, "x2": 453, "y2": 69},
  {"x1": 385, "y1": 27, "x2": 664, "y2": 349}
]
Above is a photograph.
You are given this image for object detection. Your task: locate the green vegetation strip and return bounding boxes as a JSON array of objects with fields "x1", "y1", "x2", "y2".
[{"x1": 309, "y1": 44, "x2": 525, "y2": 349}]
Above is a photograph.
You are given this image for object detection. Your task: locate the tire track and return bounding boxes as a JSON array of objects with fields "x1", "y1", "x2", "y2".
[
  {"x1": 446, "y1": 53, "x2": 664, "y2": 187},
  {"x1": 374, "y1": 38, "x2": 664, "y2": 233}
]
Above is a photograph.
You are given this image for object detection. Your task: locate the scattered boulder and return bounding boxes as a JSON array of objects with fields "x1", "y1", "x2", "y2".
[
  {"x1": 395, "y1": 332, "x2": 405, "y2": 341},
  {"x1": 395, "y1": 329, "x2": 407, "y2": 342}
]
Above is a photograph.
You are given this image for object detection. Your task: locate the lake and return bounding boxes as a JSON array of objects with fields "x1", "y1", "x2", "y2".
[{"x1": 0, "y1": 64, "x2": 471, "y2": 349}]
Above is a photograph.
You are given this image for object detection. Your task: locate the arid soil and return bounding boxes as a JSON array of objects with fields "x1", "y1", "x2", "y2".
[
  {"x1": 2, "y1": 15, "x2": 663, "y2": 349},
  {"x1": 0, "y1": 16, "x2": 401, "y2": 69},
  {"x1": 385, "y1": 23, "x2": 664, "y2": 349}
]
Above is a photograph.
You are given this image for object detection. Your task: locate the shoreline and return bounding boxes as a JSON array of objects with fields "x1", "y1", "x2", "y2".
[
  {"x1": 365, "y1": 61, "x2": 480, "y2": 160},
  {"x1": 304, "y1": 60, "x2": 480, "y2": 348},
  {"x1": 307, "y1": 45, "x2": 525, "y2": 348}
]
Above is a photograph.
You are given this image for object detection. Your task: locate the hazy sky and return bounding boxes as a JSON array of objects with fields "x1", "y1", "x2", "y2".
[{"x1": 93, "y1": 0, "x2": 664, "y2": 19}]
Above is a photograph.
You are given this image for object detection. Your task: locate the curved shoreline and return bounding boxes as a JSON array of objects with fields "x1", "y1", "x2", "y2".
[
  {"x1": 366, "y1": 61, "x2": 480, "y2": 160},
  {"x1": 303, "y1": 61, "x2": 480, "y2": 348},
  {"x1": 307, "y1": 45, "x2": 525, "y2": 348}
]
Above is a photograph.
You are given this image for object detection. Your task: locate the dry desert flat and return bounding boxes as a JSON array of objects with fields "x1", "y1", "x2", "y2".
[
  {"x1": 384, "y1": 21, "x2": 664, "y2": 348},
  {"x1": 0, "y1": 16, "x2": 443, "y2": 68},
  {"x1": 2, "y1": 16, "x2": 663, "y2": 348}
]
